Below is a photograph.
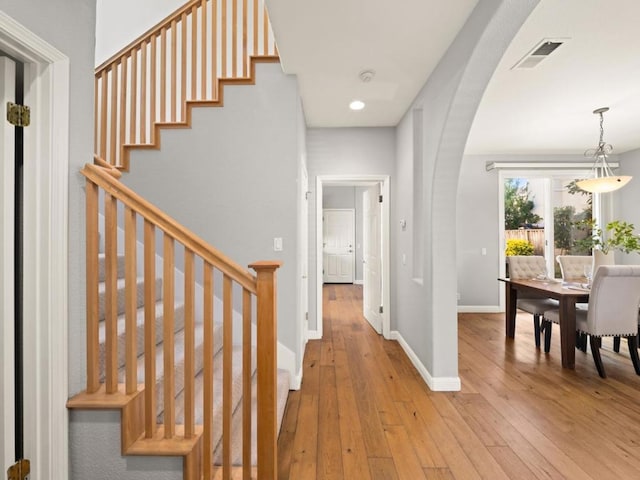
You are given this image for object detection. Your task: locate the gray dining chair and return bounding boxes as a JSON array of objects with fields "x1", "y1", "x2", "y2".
[
  {"x1": 556, "y1": 255, "x2": 592, "y2": 280},
  {"x1": 556, "y1": 255, "x2": 593, "y2": 351},
  {"x1": 507, "y1": 255, "x2": 559, "y2": 349},
  {"x1": 544, "y1": 265, "x2": 640, "y2": 378}
]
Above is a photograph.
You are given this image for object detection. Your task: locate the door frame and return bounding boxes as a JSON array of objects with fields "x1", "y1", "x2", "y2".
[
  {"x1": 315, "y1": 175, "x2": 390, "y2": 339},
  {"x1": 0, "y1": 12, "x2": 70, "y2": 478},
  {"x1": 1, "y1": 55, "x2": 16, "y2": 472}
]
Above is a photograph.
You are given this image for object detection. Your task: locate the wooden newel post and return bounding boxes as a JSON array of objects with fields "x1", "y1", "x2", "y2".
[{"x1": 249, "y1": 260, "x2": 282, "y2": 480}]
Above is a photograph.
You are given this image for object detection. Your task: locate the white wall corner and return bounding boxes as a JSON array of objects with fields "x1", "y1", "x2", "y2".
[
  {"x1": 277, "y1": 341, "x2": 301, "y2": 390},
  {"x1": 389, "y1": 331, "x2": 461, "y2": 392}
]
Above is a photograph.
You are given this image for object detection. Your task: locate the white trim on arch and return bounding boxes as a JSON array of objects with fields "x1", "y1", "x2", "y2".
[
  {"x1": 0, "y1": 12, "x2": 70, "y2": 479},
  {"x1": 315, "y1": 174, "x2": 391, "y2": 339}
]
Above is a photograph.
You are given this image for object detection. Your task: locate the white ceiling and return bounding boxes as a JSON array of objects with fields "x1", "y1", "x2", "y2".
[
  {"x1": 265, "y1": 0, "x2": 479, "y2": 127},
  {"x1": 265, "y1": 0, "x2": 640, "y2": 155}
]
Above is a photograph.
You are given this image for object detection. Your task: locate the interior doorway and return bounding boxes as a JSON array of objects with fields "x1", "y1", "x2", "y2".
[{"x1": 315, "y1": 175, "x2": 390, "y2": 339}]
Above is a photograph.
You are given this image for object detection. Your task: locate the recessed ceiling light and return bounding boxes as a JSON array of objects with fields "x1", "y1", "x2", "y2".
[{"x1": 350, "y1": 100, "x2": 365, "y2": 111}]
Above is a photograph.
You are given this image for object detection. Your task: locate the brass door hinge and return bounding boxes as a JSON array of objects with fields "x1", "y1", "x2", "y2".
[
  {"x1": 6, "y1": 102, "x2": 30, "y2": 127},
  {"x1": 7, "y1": 459, "x2": 30, "y2": 480}
]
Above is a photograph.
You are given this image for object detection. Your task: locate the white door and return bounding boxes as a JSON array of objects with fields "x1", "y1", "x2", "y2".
[
  {"x1": 363, "y1": 186, "x2": 383, "y2": 333},
  {"x1": 323, "y1": 209, "x2": 355, "y2": 283},
  {"x1": 1, "y1": 55, "x2": 17, "y2": 472}
]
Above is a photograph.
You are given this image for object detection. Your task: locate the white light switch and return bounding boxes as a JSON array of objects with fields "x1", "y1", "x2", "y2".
[
  {"x1": 481, "y1": 247, "x2": 487, "y2": 256},
  {"x1": 402, "y1": 253, "x2": 406, "y2": 265},
  {"x1": 273, "y1": 237, "x2": 283, "y2": 251}
]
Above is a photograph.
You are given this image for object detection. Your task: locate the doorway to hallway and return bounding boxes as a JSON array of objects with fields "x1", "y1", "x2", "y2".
[{"x1": 314, "y1": 175, "x2": 390, "y2": 340}]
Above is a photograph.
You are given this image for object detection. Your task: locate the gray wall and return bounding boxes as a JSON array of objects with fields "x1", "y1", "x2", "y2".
[
  {"x1": 616, "y1": 148, "x2": 640, "y2": 264},
  {"x1": 124, "y1": 62, "x2": 302, "y2": 361},
  {"x1": 307, "y1": 127, "x2": 396, "y2": 331},
  {"x1": 323, "y1": 186, "x2": 365, "y2": 282},
  {"x1": 392, "y1": 0, "x2": 538, "y2": 381}
]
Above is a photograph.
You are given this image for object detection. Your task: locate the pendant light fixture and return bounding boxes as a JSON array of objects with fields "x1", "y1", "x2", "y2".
[{"x1": 576, "y1": 107, "x2": 632, "y2": 193}]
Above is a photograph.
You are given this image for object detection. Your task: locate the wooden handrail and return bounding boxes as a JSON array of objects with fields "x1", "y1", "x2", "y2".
[
  {"x1": 96, "y1": 0, "x2": 203, "y2": 73},
  {"x1": 93, "y1": 155, "x2": 122, "y2": 179},
  {"x1": 81, "y1": 163, "x2": 257, "y2": 293}
]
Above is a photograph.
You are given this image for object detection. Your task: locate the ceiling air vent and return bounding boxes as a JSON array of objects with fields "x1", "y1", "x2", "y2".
[{"x1": 512, "y1": 38, "x2": 567, "y2": 69}]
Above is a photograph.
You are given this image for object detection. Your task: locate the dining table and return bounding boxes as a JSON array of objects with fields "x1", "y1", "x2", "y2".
[{"x1": 499, "y1": 277, "x2": 590, "y2": 369}]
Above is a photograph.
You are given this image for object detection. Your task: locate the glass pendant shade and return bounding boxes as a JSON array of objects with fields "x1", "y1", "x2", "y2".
[
  {"x1": 576, "y1": 174, "x2": 632, "y2": 193},
  {"x1": 577, "y1": 107, "x2": 632, "y2": 194}
]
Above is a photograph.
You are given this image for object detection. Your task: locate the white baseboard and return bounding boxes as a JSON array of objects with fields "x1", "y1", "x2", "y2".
[
  {"x1": 353, "y1": 279, "x2": 363, "y2": 285},
  {"x1": 277, "y1": 341, "x2": 301, "y2": 390},
  {"x1": 389, "y1": 331, "x2": 461, "y2": 392},
  {"x1": 457, "y1": 305, "x2": 502, "y2": 313},
  {"x1": 306, "y1": 330, "x2": 322, "y2": 340}
]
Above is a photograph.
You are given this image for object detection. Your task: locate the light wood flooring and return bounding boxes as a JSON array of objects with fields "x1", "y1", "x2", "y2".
[{"x1": 277, "y1": 284, "x2": 640, "y2": 480}]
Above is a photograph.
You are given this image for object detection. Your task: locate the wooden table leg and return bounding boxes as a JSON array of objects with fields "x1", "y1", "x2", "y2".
[
  {"x1": 559, "y1": 297, "x2": 577, "y2": 369},
  {"x1": 505, "y1": 282, "x2": 517, "y2": 338}
]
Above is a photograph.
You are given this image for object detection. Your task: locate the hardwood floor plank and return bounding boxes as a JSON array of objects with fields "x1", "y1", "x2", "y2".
[
  {"x1": 301, "y1": 340, "x2": 321, "y2": 395},
  {"x1": 288, "y1": 393, "x2": 318, "y2": 480},
  {"x1": 383, "y1": 424, "x2": 427, "y2": 480},
  {"x1": 423, "y1": 467, "x2": 455, "y2": 480},
  {"x1": 368, "y1": 457, "x2": 399, "y2": 480},
  {"x1": 394, "y1": 401, "x2": 447, "y2": 468},
  {"x1": 449, "y1": 390, "x2": 565, "y2": 480},
  {"x1": 487, "y1": 445, "x2": 537, "y2": 480},
  {"x1": 343, "y1": 333, "x2": 393, "y2": 458},
  {"x1": 334, "y1": 349, "x2": 372, "y2": 480},
  {"x1": 429, "y1": 393, "x2": 511, "y2": 480},
  {"x1": 317, "y1": 366, "x2": 344, "y2": 479}
]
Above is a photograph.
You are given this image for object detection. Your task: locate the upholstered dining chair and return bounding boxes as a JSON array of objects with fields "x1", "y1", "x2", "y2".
[
  {"x1": 556, "y1": 255, "x2": 593, "y2": 280},
  {"x1": 543, "y1": 265, "x2": 640, "y2": 378},
  {"x1": 507, "y1": 255, "x2": 559, "y2": 349},
  {"x1": 556, "y1": 255, "x2": 593, "y2": 351}
]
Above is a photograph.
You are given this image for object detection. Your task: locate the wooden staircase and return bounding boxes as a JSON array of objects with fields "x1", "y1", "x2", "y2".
[
  {"x1": 94, "y1": 0, "x2": 278, "y2": 170},
  {"x1": 68, "y1": 1, "x2": 288, "y2": 478},
  {"x1": 68, "y1": 163, "x2": 287, "y2": 479}
]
